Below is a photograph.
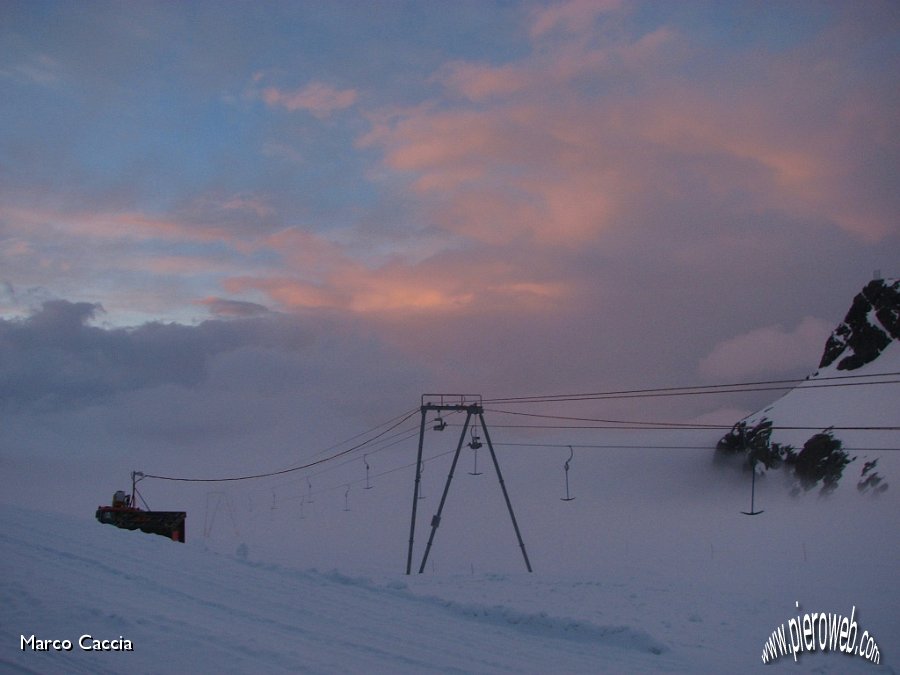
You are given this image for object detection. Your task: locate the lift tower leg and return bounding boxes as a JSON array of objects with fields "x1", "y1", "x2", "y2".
[
  {"x1": 480, "y1": 412, "x2": 532, "y2": 573},
  {"x1": 406, "y1": 409, "x2": 428, "y2": 575},
  {"x1": 417, "y1": 411, "x2": 472, "y2": 574}
]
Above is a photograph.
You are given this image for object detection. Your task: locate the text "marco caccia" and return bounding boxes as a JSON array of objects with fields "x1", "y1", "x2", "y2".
[{"x1": 21, "y1": 634, "x2": 134, "y2": 652}]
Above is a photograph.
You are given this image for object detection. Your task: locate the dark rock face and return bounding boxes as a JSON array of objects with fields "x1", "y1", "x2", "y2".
[
  {"x1": 819, "y1": 279, "x2": 900, "y2": 371},
  {"x1": 715, "y1": 279, "x2": 898, "y2": 494}
]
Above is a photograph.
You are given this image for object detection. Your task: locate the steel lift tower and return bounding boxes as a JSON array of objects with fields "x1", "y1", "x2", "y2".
[{"x1": 406, "y1": 394, "x2": 532, "y2": 575}]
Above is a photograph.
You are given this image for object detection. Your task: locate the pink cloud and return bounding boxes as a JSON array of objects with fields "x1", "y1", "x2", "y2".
[
  {"x1": 262, "y1": 82, "x2": 357, "y2": 118},
  {"x1": 529, "y1": 0, "x2": 624, "y2": 38},
  {"x1": 225, "y1": 234, "x2": 570, "y2": 316},
  {"x1": 627, "y1": 84, "x2": 897, "y2": 241},
  {"x1": 361, "y1": 98, "x2": 632, "y2": 245},
  {"x1": 126, "y1": 254, "x2": 243, "y2": 276},
  {"x1": 363, "y1": 12, "x2": 897, "y2": 252},
  {"x1": 438, "y1": 61, "x2": 533, "y2": 101},
  {"x1": 1, "y1": 198, "x2": 571, "y2": 320}
]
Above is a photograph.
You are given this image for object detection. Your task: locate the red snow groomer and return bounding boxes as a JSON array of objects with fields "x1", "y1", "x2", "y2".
[{"x1": 95, "y1": 472, "x2": 186, "y2": 542}]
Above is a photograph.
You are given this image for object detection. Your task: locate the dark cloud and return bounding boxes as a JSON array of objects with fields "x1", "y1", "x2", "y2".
[
  {"x1": 0, "y1": 300, "x2": 424, "y2": 419},
  {"x1": 0, "y1": 300, "x2": 206, "y2": 409}
]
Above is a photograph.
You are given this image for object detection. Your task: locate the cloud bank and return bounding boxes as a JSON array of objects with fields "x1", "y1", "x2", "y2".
[{"x1": 1, "y1": 2, "x2": 898, "y2": 495}]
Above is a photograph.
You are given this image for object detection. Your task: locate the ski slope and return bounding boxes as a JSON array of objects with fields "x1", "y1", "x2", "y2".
[{"x1": 2, "y1": 494, "x2": 896, "y2": 674}]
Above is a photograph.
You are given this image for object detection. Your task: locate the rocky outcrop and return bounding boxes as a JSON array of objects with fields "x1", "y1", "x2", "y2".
[
  {"x1": 715, "y1": 278, "x2": 898, "y2": 494},
  {"x1": 819, "y1": 279, "x2": 900, "y2": 371}
]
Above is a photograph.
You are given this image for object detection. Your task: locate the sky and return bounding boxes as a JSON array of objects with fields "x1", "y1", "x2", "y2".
[{"x1": 1, "y1": 1, "x2": 899, "y2": 519}]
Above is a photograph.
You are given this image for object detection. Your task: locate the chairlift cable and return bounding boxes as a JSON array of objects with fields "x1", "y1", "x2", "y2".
[
  {"x1": 483, "y1": 372, "x2": 900, "y2": 405},
  {"x1": 495, "y1": 442, "x2": 900, "y2": 451},
  {"x1": 142, "y1": 409, "x2": 420, "y2": 483},
  {"x1": 481, "y1": 409, "x2": 900, "y2": 432},
  {"x1": 283, "y1": 406, "x2": 420, "y2": 469}
]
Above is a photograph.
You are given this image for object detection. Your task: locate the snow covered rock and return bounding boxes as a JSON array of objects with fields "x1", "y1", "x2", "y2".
[
  {"x1": 716, "y1": 278, "x2": 899, "y2": 493},
  {"x1": 819, "y1": 278, "x2": 899, "y2": 371}
]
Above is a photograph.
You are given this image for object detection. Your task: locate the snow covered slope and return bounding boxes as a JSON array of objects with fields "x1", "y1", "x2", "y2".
[
  {"x1": 742, "y1": 340, "x2": 900, "y2": 450},
  {"x1": 0, "y1": 504, "x2": 679, "y2": 674},
  {"x1": 727, "y1": 278, "x2": 900, "y2": 451},
  {"x1": 2, "y1": 497, "x2": 897, "y2": 674}
]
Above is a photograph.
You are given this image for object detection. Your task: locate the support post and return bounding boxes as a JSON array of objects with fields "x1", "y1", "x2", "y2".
[
  {"x1": 479, "y1": 412, "x2": 533, "y2": 573},
  {"x1": 406, "y1": 409, "x2": 428, "y2": 575},
  {"x1": 418, "y1": 411, "x2": 472, "y2": 573}
]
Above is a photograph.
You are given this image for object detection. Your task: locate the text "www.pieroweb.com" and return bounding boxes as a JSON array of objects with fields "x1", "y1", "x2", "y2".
[{"x1": 761, "y1": 602, "x2": 880, "y2": 665}]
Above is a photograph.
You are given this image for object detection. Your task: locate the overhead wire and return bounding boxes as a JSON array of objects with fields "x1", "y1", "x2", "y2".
[
  {"x1": 482, "y1": 408, "x2": 900, "y2": 432},
  {"x1": 283, "y1": 406, "x2": 419, "y2": 468},
  {"x1": 277, "y1": 446, "x2": 460, "y2": 503},
  {"x1": 484, "y1": 371, "x2": 900, "y2": 404},
  {"x1": 494, "y1": 442, "x2": 900, "y2": 452},
  {"x1": 142, "y1": 408, "x2": 420, "y2": 483},
  {"x1": 270, "y1": 408, "x2": 467, "y2": 493},
  {"x1": 270, "y1": 425, "x2": 423, "y2": 492},
  {"x1": 140, "y1": 373, "x2": 899, "y2": 485}
]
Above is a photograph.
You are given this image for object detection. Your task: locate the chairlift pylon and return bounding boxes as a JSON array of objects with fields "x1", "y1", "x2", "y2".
[{"x1": 561, "y1": 446, "x2": 575, "y2": 502}]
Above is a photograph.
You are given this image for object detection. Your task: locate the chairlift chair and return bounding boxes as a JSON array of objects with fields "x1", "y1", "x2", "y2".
[
  {"x1": 468, "y1": 427, "x2": 482, "y2": 449},
  {"x1": 364, "y1": 454, "x2": 373, "y2": 490},
  {"x1": 468, "y1": 427, "x2": 483, "y2": 475}
]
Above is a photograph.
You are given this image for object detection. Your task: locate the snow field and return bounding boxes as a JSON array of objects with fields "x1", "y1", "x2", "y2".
[{"x1": 2, "y1": 496, "x2": 896, "y2": 674}]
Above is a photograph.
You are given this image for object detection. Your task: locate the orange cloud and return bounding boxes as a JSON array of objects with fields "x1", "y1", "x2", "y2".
[{"x1": 225, "y1": 236, "x2": 570, "y2": 316}]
